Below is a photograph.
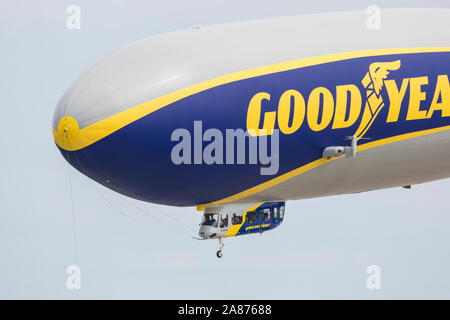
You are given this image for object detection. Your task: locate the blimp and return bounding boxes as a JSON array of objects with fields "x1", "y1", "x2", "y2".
[{"x1": 53, "y1": 8, "x2": 450, "y2": 258}]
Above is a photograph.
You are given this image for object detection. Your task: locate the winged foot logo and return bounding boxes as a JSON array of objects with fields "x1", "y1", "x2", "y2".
[{"x1": 354, "y1": 60, "x2": 401, "y2": 140}]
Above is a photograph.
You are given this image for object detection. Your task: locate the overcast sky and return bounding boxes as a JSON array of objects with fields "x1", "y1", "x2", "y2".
[{"x1": 1, "y1": 0, "x2": 450, "y2": 299}]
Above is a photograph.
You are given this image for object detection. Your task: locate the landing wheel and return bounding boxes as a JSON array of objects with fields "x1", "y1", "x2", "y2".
[{"x1": 216, "y1": 238, "x2": 225, "y2": 259}]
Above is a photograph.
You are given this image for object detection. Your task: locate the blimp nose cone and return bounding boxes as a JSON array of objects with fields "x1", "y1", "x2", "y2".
[{"x1": 54, "y1": 116, "x2": 80, "y2": 150}]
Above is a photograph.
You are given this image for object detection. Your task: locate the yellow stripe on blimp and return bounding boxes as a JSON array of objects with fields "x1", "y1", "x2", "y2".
[
  {"x1": 196, "y1": 125, "x2": 450, "y2": 210},
  {"x1": 224, "y1": 203, "x2": 263, "y2": 237},
  {"x1": 54, "y1": 47, "x2": 450, "y2": 151}
]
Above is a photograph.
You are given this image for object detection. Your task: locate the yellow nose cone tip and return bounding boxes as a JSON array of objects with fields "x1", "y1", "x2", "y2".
[{"x1": 54, "y1": 116, "x2": 80, "y2": 150}]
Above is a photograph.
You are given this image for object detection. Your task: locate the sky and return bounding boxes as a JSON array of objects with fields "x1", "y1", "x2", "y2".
[{"x1": 1, "y1": 0, "x2": 450, "y2": 299}]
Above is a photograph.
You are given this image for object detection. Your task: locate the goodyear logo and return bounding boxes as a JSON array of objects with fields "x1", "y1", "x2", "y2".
[{"x1": 246, "y1": 60, "x2": 450, "y2": 140}]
